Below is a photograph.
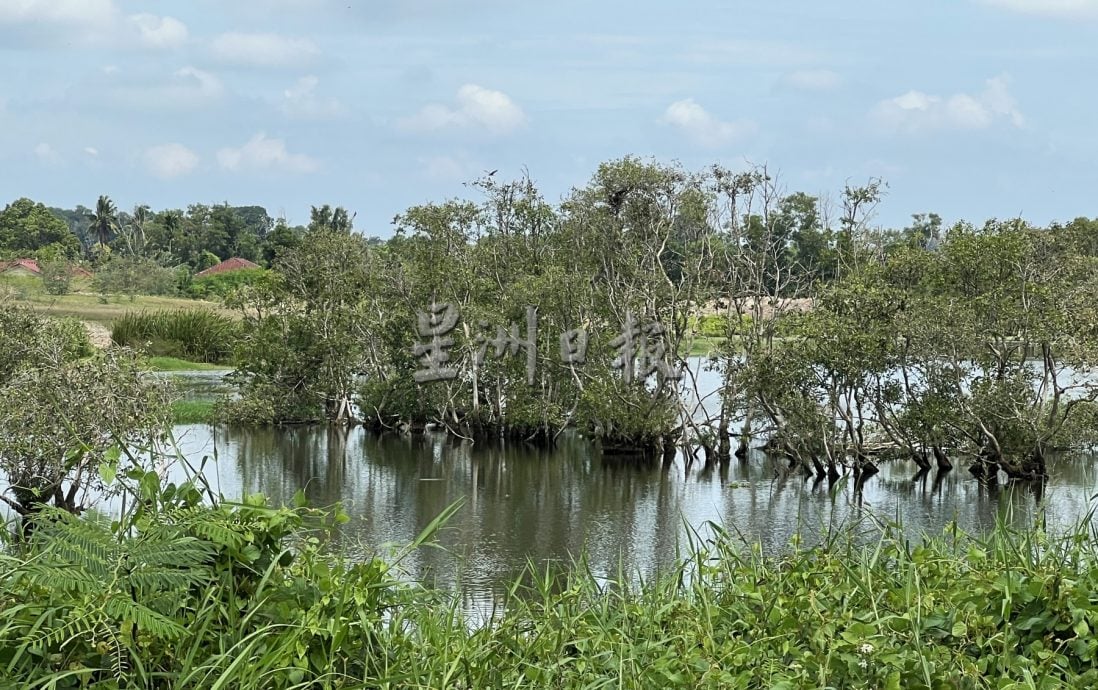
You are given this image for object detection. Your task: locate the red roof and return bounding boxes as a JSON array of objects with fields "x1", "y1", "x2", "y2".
[
  {"x1": 0, "y1": 258, "x2": 41, "y2": 274},
  {"x1": 195, "y1": 257, "x2": 260, "y2": 278},
  {"x1": 0, "y1": 259, "x2": 93, "y2": 277}
]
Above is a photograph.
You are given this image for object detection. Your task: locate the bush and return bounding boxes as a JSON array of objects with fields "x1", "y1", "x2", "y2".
[
  {"x1": 187, "y1": 267, "x2": 267, "y2": 300},
  {"x1": 38, "y1": 260, "x2": 72, "y2": 295},
  {"x1": 0, "y1": 307, "x2": 92, "y2": 378},
  {"x1": 94, "y1": 256, "x2": 177, "y2": 300},
  {"x1": 111, "y1": 309, "x2": 238, "y2": 364}
]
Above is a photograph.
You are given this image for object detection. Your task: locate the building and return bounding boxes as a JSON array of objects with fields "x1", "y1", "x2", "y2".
[
  {"x1": 194, "y1": 257, "x2": 260, "y2": 278},
  {"x1": 0, "y1": 259, "x2": 92, "y2": 278}
]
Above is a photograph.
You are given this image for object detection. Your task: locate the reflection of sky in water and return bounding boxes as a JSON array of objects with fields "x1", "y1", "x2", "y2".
[{"x1": 3, "y1": 364, "x2": 1098, "y2": 617}]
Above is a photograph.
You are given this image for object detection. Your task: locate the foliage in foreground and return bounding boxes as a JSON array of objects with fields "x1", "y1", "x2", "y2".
[{"x1": 3, "y1": 474, "x2": 1098, "y2": 689}]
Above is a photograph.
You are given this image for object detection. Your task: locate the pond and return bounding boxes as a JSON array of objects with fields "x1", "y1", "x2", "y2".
[
  {"x1": 5, "y1": 362, "x2": 1098, "y2": 616},
  {"x1": 161, "y1": 421, "x2": 1098, "y2": 615}
]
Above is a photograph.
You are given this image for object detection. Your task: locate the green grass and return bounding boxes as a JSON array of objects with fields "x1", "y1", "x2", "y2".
[
  {"x1": 683, "y1": 334, "x2": 726, "y2": 356},
  {"x1": 112, "y1": 310, "x2": 238, "y2": 363},
  {"x1": 147, "y1": 356, "x2": 231, "y2": 372},
  {"x1": 1, "y1": 275, "x2": 231, "y2": 327},
  {"x1": 170, "y1": 399, "x2": 217, "y2": 424}
]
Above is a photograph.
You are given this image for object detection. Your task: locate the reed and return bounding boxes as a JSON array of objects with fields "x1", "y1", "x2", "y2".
[{"x1": 111, "y1": 309, "x2": 238, "y2": 364}]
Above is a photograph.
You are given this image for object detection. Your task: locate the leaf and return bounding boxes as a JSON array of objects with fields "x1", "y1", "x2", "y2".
[
  {"x1": 98, "y1": 461, "x2": 117, "y2": 486},
  {"x1": 292, "y1": 489, "x2": 308, "y2": 509}
]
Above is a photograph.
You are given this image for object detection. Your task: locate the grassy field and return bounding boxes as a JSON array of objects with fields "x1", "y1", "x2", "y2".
[{"x1": 1, "y1": 275, "x2": 229, "y2": 327}]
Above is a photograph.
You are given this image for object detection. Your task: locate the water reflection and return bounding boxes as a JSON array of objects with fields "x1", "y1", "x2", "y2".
[{"x1": 160, "y1": 423, "x2": 1098, "y2": 613}]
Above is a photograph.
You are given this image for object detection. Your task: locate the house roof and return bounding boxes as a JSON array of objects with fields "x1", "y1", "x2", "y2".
[
  {"x1": 0, "y1": 258, "x2": 41, "y2": 274},
  {"x1": 195, "y1": 257, "x2": 261, "y2": 278},
  {"x1": 0, "y1": 259, "x2": 93, "y2": 277}
]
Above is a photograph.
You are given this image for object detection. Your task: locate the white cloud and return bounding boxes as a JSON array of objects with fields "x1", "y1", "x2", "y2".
[
  {"x1": 129, "y1": 13, "x2": 188, "y2": 49},
  {"x1": 871, "y1": 75, "x2": 1024, "y2": 133},
  {"x1": 280, "y1": 76, "x2": 345, "y2": 119},
  {"x1": 169, "y1": 67, "x2": 222, "y2": 102},
  {"x1": 210, "y1": 32, "x2": 320, "y2": 67},
  {"x1": 217, "y1": 133, "x2": 319, "y2": 174},
  {"x1": 33, "y1": 142, "x2": 61, "y2": 164},
  {"x1": 144, "y1": 143, "x2": 199, "y2": 179},
  {"x1": 400, "y1": 84, "x2": 526, "y2": 134},
  {"x1": 782, "y1": 69, "x2": 842, "y2": 91},
  {"x1": 0, "y1": 0, "x2": 116, "y2": 26},
  {"x1": 978, "y1": 0, "x2": 1098, "y2": 19},
  {"x1": 89, "y1": 66, "x2": 224, "y2": 112},
  {"x1": 661, "y1": 99, "x2": 755, "y2": 148},
  {"x1": 84, "y1": 147, "x2": 99, "y2": 157},
  {"x1": 420, "y1": 155, "x2": 471, "y2": 181}
]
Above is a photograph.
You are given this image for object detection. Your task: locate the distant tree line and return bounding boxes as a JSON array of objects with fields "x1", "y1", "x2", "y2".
[{"x1": 0, "y1": 196, "x2": 297, "y2": 267}]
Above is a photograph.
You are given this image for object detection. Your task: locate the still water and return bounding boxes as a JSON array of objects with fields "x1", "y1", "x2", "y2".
[
  {"x1": 165, "y1": 422, "x2": 1098, "y2": 613},
  {"x1": 6, "y1": 364, "x2": 1098, "y2": 613}
]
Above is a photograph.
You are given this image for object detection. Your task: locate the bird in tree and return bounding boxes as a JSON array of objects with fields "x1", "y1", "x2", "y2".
[{"x1": 90, "y1": 195, "x2": 119, "y2": 248}]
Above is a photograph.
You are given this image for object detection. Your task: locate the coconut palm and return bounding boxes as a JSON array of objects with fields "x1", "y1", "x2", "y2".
[{"x1": 89, "y1": 195, "x2": 119, "y2": 248}]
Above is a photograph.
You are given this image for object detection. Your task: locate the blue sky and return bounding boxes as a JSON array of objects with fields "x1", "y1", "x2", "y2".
[{"x1": 1, "y1": 0, "x2": 1095, "y2": 235}]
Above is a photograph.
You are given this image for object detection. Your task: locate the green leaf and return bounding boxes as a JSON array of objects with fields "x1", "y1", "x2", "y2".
[
  {"x1": 292, "y1": 489, "x2": 309, "y2": 508},
  {"x1": 98, "y1": 461, "x2": 117, "y2": 486}
]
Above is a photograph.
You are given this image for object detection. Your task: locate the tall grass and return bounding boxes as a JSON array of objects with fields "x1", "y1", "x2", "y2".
[
  {"x1": 111, "y1": 309, "x2": 238, "y2": 364},
  {"x1": 3, "y1": 473, "x2": 1098, "y2": 688}
]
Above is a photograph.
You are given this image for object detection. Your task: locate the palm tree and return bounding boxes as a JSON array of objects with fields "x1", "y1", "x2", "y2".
[
  {"x1": 90, "y1": 195, "x2": 119, "y2": 248},
  {"x1": 120, "y1": 204, "x2": 150, "y2": 257}
]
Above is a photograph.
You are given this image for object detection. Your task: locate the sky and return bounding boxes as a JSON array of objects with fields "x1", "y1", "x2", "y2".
[{"x1": 1, "y1": 0, "x2": 1096, "y2": 235}]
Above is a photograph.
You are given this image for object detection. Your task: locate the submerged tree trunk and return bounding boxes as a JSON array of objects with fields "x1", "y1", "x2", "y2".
[
  {"x1": 735, "y1": 408, "x2": 753, "y2": 460},
  {"x1": 997, "y1": 450, "x2": 1047, "y2": 481},
  {"x1": 932, "y1": 445, "x2": 952, "y2": 472},
  {"x1": 913, "y1": 449, "x2": 931, "y2": 472}
]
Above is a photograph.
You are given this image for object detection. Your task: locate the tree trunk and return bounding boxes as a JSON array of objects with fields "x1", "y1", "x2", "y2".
[
  {"x1": 932, "y1": 445, "x2": 952, "y2": 472},
  {"x1": 736, "y1": 411, "x2": 752, "y2": 459},
  {"x1": 913, "y1": 449, "x2": 931, "y2": 472}
]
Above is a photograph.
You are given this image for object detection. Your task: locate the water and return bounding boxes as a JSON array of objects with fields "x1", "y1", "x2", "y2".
[
  {"x1": 161, "y1": 422, "x2": 1098, "y2": 614},
  {"x1": 5, "y1": 363, "x2": 1098, "y2": 614}
]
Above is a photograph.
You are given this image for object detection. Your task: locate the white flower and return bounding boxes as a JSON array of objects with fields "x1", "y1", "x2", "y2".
[{"x1": 858, "y1": 643, "x2": 874, "y2": 655}]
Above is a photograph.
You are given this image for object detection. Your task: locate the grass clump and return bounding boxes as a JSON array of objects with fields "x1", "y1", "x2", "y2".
[
  {"x1": 146, "y1": 356, "x2": 229, "y2": 372},
  {"x1": 170, "y1": 399, "x2": 217, "y2": 424},
  {"x1": 112, "y1": 309, "x2": 238, "y2": 364}
]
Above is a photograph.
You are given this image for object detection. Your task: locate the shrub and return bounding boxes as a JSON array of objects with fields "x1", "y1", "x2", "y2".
[
  {"x1": 38, "y1": 260, "x2": 72, "y2": 295},
  {"x1": 0, "y1": 307, "x2": 91, "y2": 378},
  {"x1": 94, "y1": 256, "x2": 177, "y2": 301},
  {"x1": 187, "y1": 267, "x2": 267, "y2": 300}
]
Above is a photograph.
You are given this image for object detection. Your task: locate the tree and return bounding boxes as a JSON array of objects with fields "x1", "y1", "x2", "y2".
[
  {"x1": 228, "y1": 229, "x2": 377, "y2": 423},
  {"x1": 89, "y1": 195, "x2": 119, "y2": 251},
  {"x1": 0, "y1": 198, "x2": 81, "y2": 258},
  {"x1": 308, "y1": 205, "x2": 355, "y2": 234},
  {"x1": 261, "y1": 219, "x2": 303, "y2": 266},
  {"x1": 116, "y1": 203, "x2": 150, "y2": 257},
  {"x1": 94, "y1": 256, "x2": 177, "y2": 301},
  {"x1": 0, "y1": 307, "x2": 165, "y2": 517},
  {"x1": 39, "y1": 259, "x2": 73, "y2": 295}
]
